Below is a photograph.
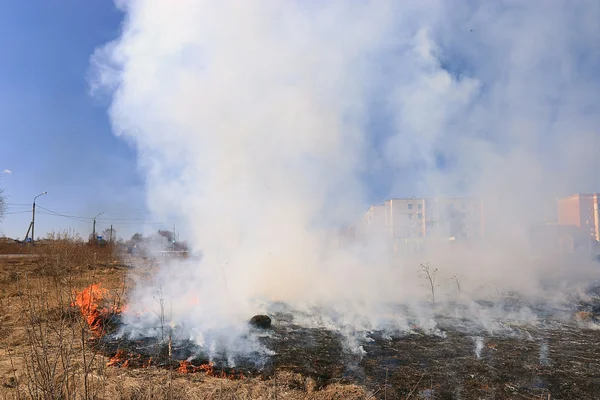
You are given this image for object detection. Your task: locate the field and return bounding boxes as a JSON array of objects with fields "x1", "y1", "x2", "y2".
[
  {"x1": 1, "y1": 241, "x2": 599, "y2": 399},
  {"x1": 0, "y1": 241, "x2": 367, "y2": 399}
]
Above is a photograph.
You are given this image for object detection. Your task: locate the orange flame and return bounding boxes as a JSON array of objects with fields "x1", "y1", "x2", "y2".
[
  {"x1": 143, "y1": 357, "x2": 153, "y2": 368},
  {"x1": 107, "y1": 349, "x2": 129, "y2": 368},
  {"x1": 72, "y1": 283, "x2": 121, "y2": 336},
  {"x1": 177, "y1": 361, "x2": 244, "y2": 379},
  {"x1": 106, "y1": 349, "x2": 151, "y2": 368}
]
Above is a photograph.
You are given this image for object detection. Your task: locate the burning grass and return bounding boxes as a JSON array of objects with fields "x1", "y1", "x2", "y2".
[
  {"x1": 72, "y1": 282, "x2": 124, "y2": 337},
  {"x1": 82, "y1": 290, "x2": 600, "y2": 399},
  {"x1": 177, "y1": 361, "x2": 246, "y2": 380},
  {"x1": 2, "y1": 239, "x2": 600, "y2": 399},
  {"x1": 0, "y1": 241, "x2": 367, "y2": 399}
]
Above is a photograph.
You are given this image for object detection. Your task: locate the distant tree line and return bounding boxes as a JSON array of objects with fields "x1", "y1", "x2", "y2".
[{"x1": 124, "y1": 230, "x2": 188, "y2": 255}]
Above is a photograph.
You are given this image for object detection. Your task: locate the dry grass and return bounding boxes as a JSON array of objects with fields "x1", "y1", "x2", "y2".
[{"x1": 0, "y1": 240, "x2": 369, "y2": 400}]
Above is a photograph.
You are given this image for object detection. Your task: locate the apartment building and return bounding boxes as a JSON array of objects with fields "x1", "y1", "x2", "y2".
[
  {"x1": 362, "y1": 197, "x2": 484, "y2": 242},
  {"x1": 384, "y1": 198, "x2": 426, "y2": 239},
  {"x1": 530, "y1": 222, "x2": 594, "y2": 255},
  {"x1": 362, "y1": 204, "x2": 387, "y2": 239},
  {"x1": 557, "y1": 193, "x2": 600, "y2": 242},
  {"x1": 426, "y1": 197, "x2": 485, "y2": 239}
]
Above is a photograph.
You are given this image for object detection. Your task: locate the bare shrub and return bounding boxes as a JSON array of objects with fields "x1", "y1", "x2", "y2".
[
  {"x1": 452, "y1": 274, "x2": 461, "y2": 293},
  {"x1": 419, "y1": 262, "x2": 440, "y2": 305},
  {"x1": 18, "y1": 276, "x2": 78, "y2": 399}
]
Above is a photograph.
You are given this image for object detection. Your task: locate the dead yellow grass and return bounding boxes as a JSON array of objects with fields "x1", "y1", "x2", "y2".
[{"x1": 0, "y1": 240, "x2": 370, "y2": 399}]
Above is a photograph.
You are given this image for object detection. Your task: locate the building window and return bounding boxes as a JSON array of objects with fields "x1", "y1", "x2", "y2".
[
  {"x1": 418, "y1": 204, "x2": 422, "y2": 210},
  {"x1": 408, "y1": 214, "x2": 413, "y2": 219},
  {"x1": 418, "y1": 213, "x2": 423, "y2": 219},
  {"x1": 408, "y1": 204, "x2": 413, "y2": 210}
]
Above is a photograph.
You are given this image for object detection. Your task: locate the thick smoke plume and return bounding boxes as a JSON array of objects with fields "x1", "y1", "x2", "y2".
[{"x1": 91, "y1": 1, "x2": 600, "y2": 349}]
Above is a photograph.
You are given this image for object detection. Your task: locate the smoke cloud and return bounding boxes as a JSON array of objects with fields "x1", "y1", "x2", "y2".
[{"x1": 91, "y1": 0, "x2": 600, "y2": 350}]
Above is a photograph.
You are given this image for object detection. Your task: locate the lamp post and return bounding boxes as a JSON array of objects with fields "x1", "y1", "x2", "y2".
[
  {"x1": 92, "y1": 212, "x2": 104, "y2": 241},
  {"x1": 31, "y1": 191, "x2": 47, "y2": 244}
]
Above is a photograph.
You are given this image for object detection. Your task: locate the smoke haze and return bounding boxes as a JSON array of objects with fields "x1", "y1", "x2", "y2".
[{"x1": 91, "y1": 0, "x2": 600, "y2": 347}]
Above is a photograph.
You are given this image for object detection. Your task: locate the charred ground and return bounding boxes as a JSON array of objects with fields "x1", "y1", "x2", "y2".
[{"x1": 96, "y1": 294, "x2": 600, "y2": 399}]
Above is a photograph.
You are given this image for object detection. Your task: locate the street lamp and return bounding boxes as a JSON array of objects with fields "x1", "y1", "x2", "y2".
[
  {"x1": 30, "y1": 191, "x2": 47, "y2": 244},
  {"x1": 92, "y1": 212, "x2": 104, "y2": 240}
]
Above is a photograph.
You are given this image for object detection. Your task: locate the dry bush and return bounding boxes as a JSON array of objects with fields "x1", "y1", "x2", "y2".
[
  {"x1": 0, "y1": 237, "x2": 124, "y2": 399},
  {"x1": 0, "y1": 240, "x2": 31, "y2": 255},
  {"x1": 17, "y1": 276, "x2": 79, "y2": 399},
  {"x1": 33, "y1": 236, "x2": 115, "y2": 278}
]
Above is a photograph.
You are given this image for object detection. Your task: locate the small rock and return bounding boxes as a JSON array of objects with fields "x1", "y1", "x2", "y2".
[{"x1": 249, "y1": 315, "x2": 272, "y2": 329}]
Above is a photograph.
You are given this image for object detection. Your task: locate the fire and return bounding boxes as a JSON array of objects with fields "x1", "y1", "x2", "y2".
[
  {"x1": 74, "y1": 284, "x2": 244, "y2": 379},
  {"x1": 178, "y1": 361, "x2": 245, "y2": 379},
  {"x1": 106, "y1": 349, "x2": 151, "y2": 368},
  {"x1": 72, "y1": 283, "x2": 121, "y2": 336},
  {"x1": 107, "y1": 349, "x2": 129, "y2": 368}
]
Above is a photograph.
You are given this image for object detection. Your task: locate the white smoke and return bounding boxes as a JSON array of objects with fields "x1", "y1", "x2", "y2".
[{"x1": 91, "y1": 0, "x2": 600, "y2": 350}]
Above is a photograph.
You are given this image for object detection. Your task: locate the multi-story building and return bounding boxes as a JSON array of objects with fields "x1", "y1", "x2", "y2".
[
  {"x1": 529, "y1": 222, "x2": 594, "y2": 255},
  {"x1": 360, "y1": 204, "x2": 387, "y2": 243},
  {"x1": 363, "y1": 204, "x2": 386, "y2": 230},
  {"x1": 384, "y1": 198, "x2": 426, "y2": 239},
  {"x1": 361, "y1": 197, "x2": 484, "y2": 244},
  {"x1": 425, "y1": 197, "x2": 485, "y2": 239},
  {"x1": 557, "y1": 193, "x2": 600, "y2": 242}
]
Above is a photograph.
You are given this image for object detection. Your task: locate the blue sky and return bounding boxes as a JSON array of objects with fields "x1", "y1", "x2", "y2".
[
  {"x1": 0, "y1": 1, "x2": 154, "y2": 240},
  {"x1": 2, "y1": 1, "x2": 598, "y2": 243}
]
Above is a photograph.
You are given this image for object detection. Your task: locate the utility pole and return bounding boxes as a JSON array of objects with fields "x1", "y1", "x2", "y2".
[
  {"x1": 109, "y1": 224, "x2": 113, "y2": 244},
  {"x1": 25, "y1": 191, "x2": 47, "y2": 244},
  {"x1": 172, "y1": 224, "x2": 176, "y2": 251},
  {"x1": 92, "y1": 212, "x2": 104, "y2": 241}
]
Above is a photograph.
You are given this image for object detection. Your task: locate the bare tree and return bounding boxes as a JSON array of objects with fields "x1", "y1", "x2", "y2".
[
  {"x1": 419, "y1": 262, "x2": 440, "y2": 304},
  {"x1": 101, "y1": 227, "x2": 116, "y2": 243}
]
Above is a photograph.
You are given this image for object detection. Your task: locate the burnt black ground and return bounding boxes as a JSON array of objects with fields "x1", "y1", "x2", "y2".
[
  {"x1": 96, "y1": 298, "x2": 600, "y2": 400},
  {"x1": 254, "y1": 316, "x2": 600, "y2": 399}
]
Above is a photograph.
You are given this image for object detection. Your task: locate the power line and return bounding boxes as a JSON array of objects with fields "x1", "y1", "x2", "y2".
[
  {"x1": 31, "y1": 209, "x2": 156, "y2": 220},
  {"x1": 37, "y1": 212, "x2": 91, "y2": 223},
  {"x1": 5, "y1": 204, "x2": 155, "y2": 217},
  {"x1": 36, "y1": 206, "x2": 93, "y2": 223},
  {"x1": 11, "y1": 204, "x2": 183, "y2": 223},
  {"x1": 36, "y1": 207, "x2": 96, "y2": 219},
  {"x1": 5, "y1": 206, "x2": 31, "y2": 212},
  {"x1": 95, "y1": 221, "x2": 165, "y2": 225},
  {"x1": 35, "y1": 206, "x2": 166, "y2": 226},
  {"x1": 37, "y1": 205, "x2": 90, "y2": 218},
  {"x1": 40, "y1": 210, "x2": 153, "y2": 218},
  {"x1": 3, "y1": 210, "x2": 31, "y2": 215},
  {"x1": 97, "y1": 217, "x2": 157, "y2": 221},
  {"x1": 96, "y1": 219, "x2": 166, "y2": 225},
  {"x1": 91, "y1": 211, "x2": 154, "y2": 216}
]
